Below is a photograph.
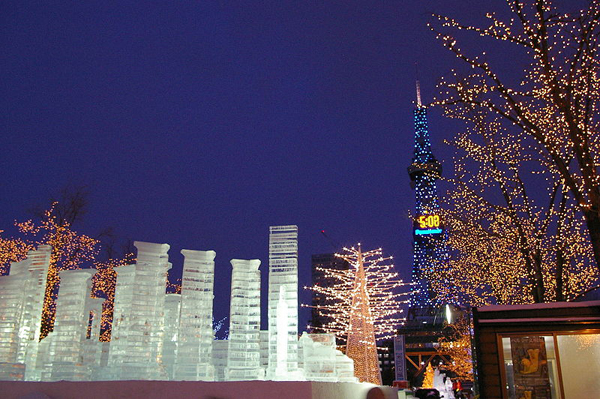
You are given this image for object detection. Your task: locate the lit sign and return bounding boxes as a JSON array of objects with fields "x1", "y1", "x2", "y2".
[
  {"x1": 417, "y1": 215, "x2": 440, "y2": 229},
  {"x1": 415, "y1": 215, "x2": 442, "y2": 235}
]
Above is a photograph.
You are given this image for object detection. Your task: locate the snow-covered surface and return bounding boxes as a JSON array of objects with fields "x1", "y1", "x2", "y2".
[
  {"x1": 477, "y1": 300, "x2": 600, "y2": 312},
  {"x1": 479, "y1": 317, "x2": 600, "y2": 324},
  {"x1": 0, "y1": 380, "x2": 399, "y2": 399}
]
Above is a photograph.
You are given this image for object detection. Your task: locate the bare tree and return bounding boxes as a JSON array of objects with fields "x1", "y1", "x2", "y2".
[
  {"x1": 435, "y1": 107, "x2": 596, "y2": 305},
  {"x1": 431, "y1": 0, "x2": 600, "y2": 272}
]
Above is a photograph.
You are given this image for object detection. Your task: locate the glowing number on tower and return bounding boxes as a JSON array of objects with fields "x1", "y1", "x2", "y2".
[{"x1": 417, "y1": 215, "x2": 440, "y2": 229}]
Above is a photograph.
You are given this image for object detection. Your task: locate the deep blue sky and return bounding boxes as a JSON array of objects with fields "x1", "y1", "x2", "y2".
[{"x1": 2, "y1": 1, "x2": 497, "y2": 329}]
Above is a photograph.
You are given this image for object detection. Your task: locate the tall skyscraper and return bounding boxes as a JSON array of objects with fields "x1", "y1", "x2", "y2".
[
  {"x1": 407, "y1": 82, "x2": 450, "y2": 320},
  {"x1": 309, "y1": 253, "x2": 350, "y2": 333},
  {"x1": 267, "y1": 225, "x2": 299, "y2": 380}
]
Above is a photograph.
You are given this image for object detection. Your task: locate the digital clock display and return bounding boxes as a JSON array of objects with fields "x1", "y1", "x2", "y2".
[
  {"x1": 415, "y1": 215, "x2": 442, "y2": 235},
  {"x1": 417, "y1": 215, "x2": 441, "y2": 229}
]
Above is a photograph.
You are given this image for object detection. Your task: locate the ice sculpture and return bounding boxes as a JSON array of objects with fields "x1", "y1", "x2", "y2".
[
  {"x1": 43, "y1": 269, "x2": 96, "y2": 381},
  {"x1": 0, "y1": 245, "x2": 51, "y2": 381},
  {"x1": 174, "y1": 250, "x2": 216, "y2": 381},
  {"x1": 267, "y1": 225, "x2": 300, "y2": 380},
  {"x1": 0, "y1": 237, "x2": 362, "y2": 384},
  {"x1": 0, "y1": 258, "x2": 29, "y2": 380},
  {"x1": 82, "y1": 297, "x2": 105, "y2": 378},
  {"x1": 162, "y1": 294, "x2": 181, "y2": 380},
  {"x1": 104, "y1": 241, "x2": 171, "y2": 380},
  {"x1": 225, "y1": 259, "x2": 263, "y2": 381},
  {"x1": 299, "y1": 333, "x2": 357, "y2": 383},
  {"x1": 211, "y1": 339, "x2": 229, "y2": 381},
  {"x1": 101, "y1": 264, "x2": 135, "y2": 380}
]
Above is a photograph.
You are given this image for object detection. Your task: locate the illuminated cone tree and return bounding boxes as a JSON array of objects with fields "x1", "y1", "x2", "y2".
[{"x1": 305, "y1": 244, "x2": 410, "y2": 384}]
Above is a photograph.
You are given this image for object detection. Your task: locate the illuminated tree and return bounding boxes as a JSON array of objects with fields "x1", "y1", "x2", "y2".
[
  {"x1": 2, "y1": 188, "x2": 132, "y2": 339},
  {"x1": 438, "y1": 316, "x2": 474, "y2": 382},
  {"x1": 422, "y1": 362, "x2": 434, "y2": 389},
  {"x1": 17, "y1": 203, "x2": 100, "y2": 338},
  {"x1": 0, "y1": 231, "x2": 31, "y2": 275},
  {"x1": 434, "y1": 108, "x2": 598, "y2": 305},
  {"x1": 431, "y1": 0, "x2": 600, "y2": 273},
  {"x1": 91, "y1": 239, "x2": 135, "y2": 341},
  {"x1": 92, "y1": 256, "x2": 135, "y2": 341},
  {"x1": 304, "y1": 244, "x2": 410, "y2": 384}
]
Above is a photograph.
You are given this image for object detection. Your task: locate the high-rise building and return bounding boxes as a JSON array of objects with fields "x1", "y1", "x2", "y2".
[
  {"x1": 407, "y1": 82, "x2": 451, "y2": 321},
  {"x1": 266, "y1": 225, "x2": 299, "y2": 380},
  {"x1": 309, "y1": 253, "x2": 350, "y2": 333}
]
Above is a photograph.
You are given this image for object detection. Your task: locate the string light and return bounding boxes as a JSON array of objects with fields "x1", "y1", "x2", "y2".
[
  {"x1": 438, "y1": 316, "x2": 473, "y2": 382},
  {"x1": 429, "y1": 0, "x2": 600, "y2": 274},
  {"x1": 408, "y1": 102, "x2": 454, "y2": 309},
  {"x1": 2, "y1": 202, "x2": 134, "y2": 340}
]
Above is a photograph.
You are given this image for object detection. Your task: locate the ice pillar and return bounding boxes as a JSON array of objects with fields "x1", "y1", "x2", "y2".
[
  {"x1": 106, "y1": 241, "x2": 171, "y2": 380},
  {"x1": 267, "y1": 225, "x2": 300, "y2": 380},
  {"x1": 0, "y1": 245, "x2": 51, "y2": 381},
  {"x1": 225, "y1": 259, "x2": 263, "y2": 381},
  {"x1": 20, "y1": 246, "x2": 52, "y2": 381},
  {"x1": 102, "y1": 264, "x2": 135, "y2": 379},
  {"x1": 0, "y1": 259, "x2": 28, "y2": 380},
  {"x1": 81, "y1": 296, "x2": 105, "y2": 379},
  {"x1": 163, "y1": 293, "x2": 181, "y2": 380},
  {"x1": 46, "y1": 269, "x2": 96, "y2": 381},
  {"x1": 174, "y1": 249, "x2": 216, "y2": 381}
]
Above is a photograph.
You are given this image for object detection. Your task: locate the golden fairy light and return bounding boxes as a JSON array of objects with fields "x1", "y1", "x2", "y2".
[
  {"x1": 16, "y1": 203, "x2": 100, "y2": 338},
  {"x1": 426, "y1": 0, "x2": 600, "y2": 304},
  {"x1": 2, "y1": 202, "x2": 134, "y2": 340},
  {"x1": 438, "y1": 316, "x2": 474, "y2": 382},
  {"x1": 304, "y1": 244, "x2": 410, "y2": 384}
]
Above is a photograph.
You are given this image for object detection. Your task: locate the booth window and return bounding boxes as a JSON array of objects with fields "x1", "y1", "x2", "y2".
[{"x1": 500, "y1": 332, "x2": 600, "y2": 399}]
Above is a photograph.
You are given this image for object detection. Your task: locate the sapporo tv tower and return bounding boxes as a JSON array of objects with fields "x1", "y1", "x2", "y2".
[{"x1": 406, "y1": 81, "x2": 451, "y2": 324}]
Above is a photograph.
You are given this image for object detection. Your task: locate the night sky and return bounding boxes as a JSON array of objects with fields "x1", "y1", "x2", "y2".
[{"x1": 2, "y1": 1, "x2": 498, "y2": 330}]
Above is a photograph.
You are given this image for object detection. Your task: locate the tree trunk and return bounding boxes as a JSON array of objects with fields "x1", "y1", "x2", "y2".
[
  {"x1": 583, "y1": 207, "x2": 600, "y2": 275},
  {"x1": 555, "y1": 248, "x2": 564, "y2": 302}
]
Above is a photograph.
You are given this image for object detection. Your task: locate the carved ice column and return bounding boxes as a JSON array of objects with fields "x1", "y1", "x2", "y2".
[
  {"x1": 267, "y1": 225, "x2": 300, "y2": 380},
  {"x1": 46, "y1": 269, "x2": 96, "y2": 381},
  {"x1": 116, "y1": 241, "x2": 171, "y2": 380},
  {"x1": 0, "y1": 245, "x2": 51, "y2": 381},
  {"x1": 225, "y1": 259, "x2": 263, "y2": 381},
  {"x1": 20, "y1": 245, "x2": 52, "y2": 381},
  {"x1": 0, "y1": 259, "x2": 28, "y2": 380},
  {"x1": 211, "y1": 339, "x2": 229, "y2": 381},
  {"x1": 82, "y1": 297, "x2": 105, "y2": 379},
  {"x1": 163, "y1": 293, "x2": 181, "y2": 380},
  {"x1": 174, "y1": 249, "x2": 216, "y2": 380},
  {"x1": 102, "y1": 264, "x2": 135, "y2": 380}
]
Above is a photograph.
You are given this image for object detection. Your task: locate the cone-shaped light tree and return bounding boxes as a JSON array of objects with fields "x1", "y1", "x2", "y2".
[{"x1": 305, "y1": 244, "x2": 410, "y2": 384}]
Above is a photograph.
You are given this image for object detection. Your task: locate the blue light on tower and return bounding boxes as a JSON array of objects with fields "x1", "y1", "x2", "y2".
[{"x1": 407, "y1": 81, "x2": 450, "y2": 313}]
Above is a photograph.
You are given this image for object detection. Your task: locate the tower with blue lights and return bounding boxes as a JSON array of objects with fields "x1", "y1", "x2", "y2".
[{"x1": 407, "y1": 82, "x2": 450, "y2": 319}]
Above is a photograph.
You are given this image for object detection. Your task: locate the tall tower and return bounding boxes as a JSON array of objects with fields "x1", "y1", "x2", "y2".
[{"x1": 407, "y1": 82, "x2": 450, "y2": 319}]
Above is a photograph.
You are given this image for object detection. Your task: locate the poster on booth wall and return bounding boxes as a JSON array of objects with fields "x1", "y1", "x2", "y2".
[{"x1": 509, "y1": 336, "x2": 551, "y2": 399}]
